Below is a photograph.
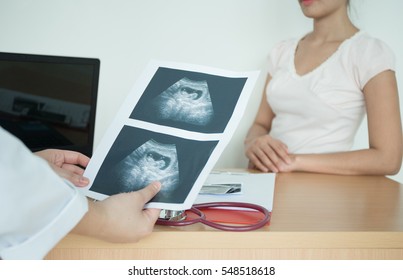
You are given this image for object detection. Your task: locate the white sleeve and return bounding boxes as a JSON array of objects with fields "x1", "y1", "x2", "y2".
[
  {"x1": 0, "y1": 128, "x2": 88, "y2": 260},
  {"x1": 354, "y1": 36, "x2": 396, "y2": 89}
]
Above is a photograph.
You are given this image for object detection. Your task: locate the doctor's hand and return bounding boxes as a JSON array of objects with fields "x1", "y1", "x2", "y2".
[
  {"x1": 73, "y1": 182, "x2": 162, "y2": 243},
  {"x1": 245, "y1": 135, "x2": 291, "y2": 173},
  {"x1": 35, "y1": 149, "x2": 90, "y2": 187}
]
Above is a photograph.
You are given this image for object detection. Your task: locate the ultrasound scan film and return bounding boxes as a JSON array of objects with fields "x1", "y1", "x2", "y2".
[
  {"x1": 130, "y1": 67, "x2": 248, "y2": 133},
  {"x1": 150, "y1": 77, "x2": 214, "y2": 126},
  {"x1": 84, "y1": 61, "x2": 258, "y2": 208},
  {"x1": 89, "y1": 125, "x2": 218, "y2": 203},
  {"x1": 113, "y1": 139, "x2": 180, "y2": 198}
]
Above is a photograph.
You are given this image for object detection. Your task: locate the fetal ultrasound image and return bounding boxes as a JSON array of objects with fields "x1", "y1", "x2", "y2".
[
  {"x1": 130, "y1": 67, "x2": 248, "y2": 133},
  {"x1": 113, "y1": 139, "x2": 180, "y2": 197},
  {"x1": 150, "y1": 77, "x2": 214, "y2": 126},
  {"x1": 90, "y1": 126, "x2": 218, "y2": 203}
]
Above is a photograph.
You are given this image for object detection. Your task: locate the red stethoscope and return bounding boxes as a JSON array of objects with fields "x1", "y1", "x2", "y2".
[{"x1": 156, "y1": 202, "x2": 270, "y2": 232}]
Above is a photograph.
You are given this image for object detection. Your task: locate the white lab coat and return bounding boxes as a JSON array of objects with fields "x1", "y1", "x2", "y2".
[{"x1": 0, "y1": 127, "x2": 88, "y2": 259}]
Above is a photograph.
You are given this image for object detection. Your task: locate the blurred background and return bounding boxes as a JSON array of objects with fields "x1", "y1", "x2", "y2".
[{"x1": 1, "y1": 0, "x2": 402, "y2": 182}]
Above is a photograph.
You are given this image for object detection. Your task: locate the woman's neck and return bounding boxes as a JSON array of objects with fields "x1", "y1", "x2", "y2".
[{"x1": 310, "y1": 8, "x2": 358, "y2": 43}]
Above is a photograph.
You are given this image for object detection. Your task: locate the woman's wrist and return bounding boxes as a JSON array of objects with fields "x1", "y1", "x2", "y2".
[{"x1": 285, "y1": 154, "x2": 302, "y2": 172}]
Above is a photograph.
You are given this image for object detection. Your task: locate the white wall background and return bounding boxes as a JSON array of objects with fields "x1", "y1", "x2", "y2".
[{"x1": 0, "y1": 0, "x2": 402, "y2": 182}]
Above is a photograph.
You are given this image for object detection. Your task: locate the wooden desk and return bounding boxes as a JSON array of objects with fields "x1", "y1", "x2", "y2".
[{"x1": 46, "y1": 172, "x2": 403, "y2": 260}]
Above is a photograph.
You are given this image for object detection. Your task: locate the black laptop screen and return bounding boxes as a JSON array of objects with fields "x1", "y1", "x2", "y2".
[{"x1": 0, "y1": 52, "x2": 100, "y2": 156}]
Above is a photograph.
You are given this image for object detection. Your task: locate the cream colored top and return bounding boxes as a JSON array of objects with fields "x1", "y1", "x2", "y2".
[{"x1": 266, "y1": 31, "x2": 395, "y2": 153}]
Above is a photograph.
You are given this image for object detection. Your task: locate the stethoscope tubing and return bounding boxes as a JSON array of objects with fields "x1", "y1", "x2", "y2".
[{"x1": 156, "y1": 202, "x2": 270, "y2": 231}]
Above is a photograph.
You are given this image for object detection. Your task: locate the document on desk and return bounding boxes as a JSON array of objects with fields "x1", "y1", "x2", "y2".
[
  {"x1": 81, "y1": 60, "x2": 260, "y2": 210},
  {"x1": 196, "y1": 171, "x2": 276, "y2": 212}
]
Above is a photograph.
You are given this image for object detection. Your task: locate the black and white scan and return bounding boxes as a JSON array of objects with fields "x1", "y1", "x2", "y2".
[
  {"x1": 85, "y1": 62, "x2": 256, "y2": 208},
  {"x1": 130, "y1": 67, "x2": 248, "y2": 134},
  {"x1": 150, "y1": 77, "x2": 214, "y2": 126},
  {"x1": 112, "y1": 139, "x2": 180, "y2": 197},
  {"x1": 89, "y1": 125, "x2": 219, "y2": 203}
]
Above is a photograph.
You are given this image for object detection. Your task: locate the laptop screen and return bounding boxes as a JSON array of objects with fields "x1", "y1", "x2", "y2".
[{"x1": 0, "y1": 52, "x2": 100, "y2": 157}]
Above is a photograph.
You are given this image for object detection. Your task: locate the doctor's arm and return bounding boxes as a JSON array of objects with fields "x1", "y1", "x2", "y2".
[
  {"x1": 35, "y1": 149, "x2": 162, "y2": 242},
  {"x1": 35, "y1": 148, "x2": 162, "y2": 242},
  {"x1": 71, "y1": 182, "x2": 162, "y2": 243}
]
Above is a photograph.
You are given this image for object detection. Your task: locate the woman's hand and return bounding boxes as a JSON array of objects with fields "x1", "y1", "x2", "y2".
[
  {"x1": 35, "y1": 149, "x2": 90, "y2": 187},
  {"x1": 245, "y1": 135, "x2": 291, "y2": 173}
]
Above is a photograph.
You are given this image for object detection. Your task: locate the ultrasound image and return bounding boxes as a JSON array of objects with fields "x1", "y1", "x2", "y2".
[
  {"x1": 112, "y1": 139, "x2": 179, "y2": 198},
  {"x1": 130, "y1": 67, "x2": 248, "y2": 133},
  {"x1": 150, "y1": 77, "x2": 214, "y2": 126}
]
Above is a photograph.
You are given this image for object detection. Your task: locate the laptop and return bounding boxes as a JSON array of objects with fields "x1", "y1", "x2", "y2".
[{"x1": 0, "y1": 52, "x2": 100, "y2": 157}]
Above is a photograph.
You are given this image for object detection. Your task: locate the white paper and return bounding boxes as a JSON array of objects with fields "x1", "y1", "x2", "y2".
[
  {"x1": 81, "y1": 60, "x2": 260, "y2": 210},
  {"x1": 195, "y1": 171, "x2": 276, "y2": 211}
]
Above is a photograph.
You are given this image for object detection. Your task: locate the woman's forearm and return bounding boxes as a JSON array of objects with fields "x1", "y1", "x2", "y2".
[
  {"x1": 290, "y1": 148, "x2": 402, "y2": 176},
  {"x1": 244, "y1": 123, "x2": 269, "y2": 146}
]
